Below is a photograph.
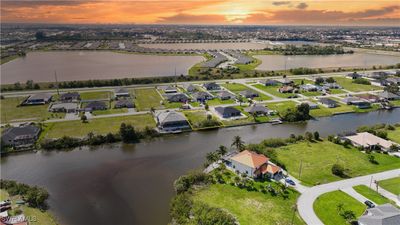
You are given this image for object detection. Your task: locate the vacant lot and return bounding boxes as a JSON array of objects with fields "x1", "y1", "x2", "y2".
[
  {"x1": 80, "y1": 91, "x2": 111, "y2": 100},
  {"x1": 134, "y1": 88, "x2": 163, "y2": 111},
  {"x1": 387, "y1": 127, "x2": 400, "y2": 143},
  {"x1": 1, "y1": 97, "x2": 64, "y2": 123},
  {"x1": 378, "y1": 177, "x2": 400, "y2": 195},
  {"x1": 252, "y1": 84, "x2": 296, "y2": 98},
  {"x1": 309, "y1": 102, "x2": 355, "y2": 117},
  {"x1": 266, "y1": 101, "x2": 297, "y2": 115},
  {"x1": 335, "y1": 77, "x2": 382, "y2": 92},
  {"x1": 193, "y1": 184, "x2": 305, "y2": 225},
  {"x1": 222, "y1": 83, "x2": 272, "y2": 101},
  {"x1": 207, "y1": 98, "x2": 235, "y2": 106},
  {"x1": 353, "y1": 185, "x2": 391, "y2": 205},
  {"x1": 314, "y1": 190, "x2": 366, "y2": 225},
  {"x1": 184, "y1": 110, "x2": 221, "y2": 129},
  {"x1": 276, "y1": 141, "x2": 400, "y2": 186},
  {"x1": 43, "y1": 114, "x2": 155, "y2": 138}
]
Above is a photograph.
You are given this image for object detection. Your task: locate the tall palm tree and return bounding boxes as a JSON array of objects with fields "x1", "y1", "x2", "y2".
[
  {"x1": 206, "y1": 152, "x2": 219, "y2": 163},
  {"x1": 231, "y1": 136, "x2": 245, "y2": 151},
  {"x1": 216, "y1": 145, "x2": 227, "y2": 156}
]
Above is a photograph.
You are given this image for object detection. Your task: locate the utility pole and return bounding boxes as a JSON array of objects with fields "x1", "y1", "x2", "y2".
[
  {"x1": 54, "y1": 71, "x2": 60, "y2": 96},
  {"x1": 370, "y1": 176, "x2": 373, "y2": 189}
]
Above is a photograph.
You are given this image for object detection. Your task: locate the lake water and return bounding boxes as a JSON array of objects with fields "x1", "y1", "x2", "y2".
[
  {"x1": 139, "y1": 42, "x2": 269, "y2": 50},
  {"x1": 1, "y1": 109, "x2": 400, "y2": 225},
  {"x1": 255, "y1": 53, "x2": 400, "y2": 71},
  {"x1": 0, "y1": 51, "x2": 205, "y2": 84}
]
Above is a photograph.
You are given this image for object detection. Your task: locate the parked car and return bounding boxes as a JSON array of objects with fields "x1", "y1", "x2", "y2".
[
  {"x1": 364, "y1": 200, "x2": 375, "y2": 208},
  {"x1": 285, "y1": 178, "x2": 296, "y2": 186}
]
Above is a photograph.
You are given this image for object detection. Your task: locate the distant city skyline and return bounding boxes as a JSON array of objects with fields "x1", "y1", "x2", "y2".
[{"x1": 1, "y1": 0, "x2": 399, "y2": 26}]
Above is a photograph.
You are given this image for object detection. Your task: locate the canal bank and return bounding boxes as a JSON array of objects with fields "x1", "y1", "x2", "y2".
[{"x1": 1, "y1": 109, "x2": 400, "y2": 225}]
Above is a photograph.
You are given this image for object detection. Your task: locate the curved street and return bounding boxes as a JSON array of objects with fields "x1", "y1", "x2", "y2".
[{"x1": 296, "y1": 168, "x2": 400, "y2": 225}]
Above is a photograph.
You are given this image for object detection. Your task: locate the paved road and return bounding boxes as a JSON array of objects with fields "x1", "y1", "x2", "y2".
[
  {"x1": 341, "y1": 187, "x2": 376, "y2": 205},
  {"x1": 297, "y1": 169, "x2": 400, "y2": 225}
]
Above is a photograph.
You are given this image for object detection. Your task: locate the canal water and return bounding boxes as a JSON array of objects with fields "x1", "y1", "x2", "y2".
[
  {"x1": 1, "y1": 109, "x2": 400, "y2": 225},
  {"x1": 0, "y1": 51, "x2": 205, "y2": 84}
]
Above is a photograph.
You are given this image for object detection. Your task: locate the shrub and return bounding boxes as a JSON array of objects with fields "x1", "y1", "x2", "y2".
[
  {"x1": 331, "y1": 164, "x2": 345, "y2": 177},
  {"x1": 170, "y1": 193, "x2": 192, "y2": 224},
  {"x1": 173, "y1": 171, "x2": 210, "y2": 194}
]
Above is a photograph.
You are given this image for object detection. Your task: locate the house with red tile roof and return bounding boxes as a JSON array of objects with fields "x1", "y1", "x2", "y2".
[{"x1": 227, "y1": 150, "x2": 282, "y2": 179}]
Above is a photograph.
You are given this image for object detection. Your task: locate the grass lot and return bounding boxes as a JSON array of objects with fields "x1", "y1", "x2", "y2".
[
  {"x1": 353, "y1": 104, "x2": 381, "y2": 113},
  {"x1": 266, "y1": 101, "x2": 297, "y2": 115},
  {"x1": 183, "y1": 110, "x2": 221, "y2": 129},
  {"x1": 80, "y1": 91, "x2": 111, "y2": 100},
  {"x1": 192, "y1": 184, "x2": 305, "y2": 225},
  {"x1": 387, "y1": 128, "x2": 400, "y2": 143},
  {"x1": 300, "y1": 91, "x2": 322, "y2": 97},
  {"x1": 0, "y1": 97, "x2": 65, "y2": 123},
  {"x1": 164, "y1": 101, "x2": 184, "y2": 109},
  {"x1": 134, "y1": 88, "x2": 163, "y2": 111},
  {"x1": 390, "y1": 99, "x2": 400, "y2": 107},
  {"x1": 353, "y1": 185, "x2": 391, "y2": 205},
  {"x1": 378, "y1": 177, "x2": 400, "y2": 195},
  {"x1": 330, "y1": 89, "x2": 347, "y2": 95},
  {"x1": 234, "y1": 57, "x2": 261, "y2": 71},
  {"x1": 276, "y1": 141, "x2": 400, "y2": 186},
  {"x1": 91, "y1": 101, "x2": 130, "y2": 116},
  {"x1": 221, "y1": 83, "x2": 272, "y2": 101},
  {"x1": 314, "y1": 190, "x2": 366, "y2": 225},
  {"x1": 42, "y1": 114, "x2": 155, "y2": 138},
  {"x1": 309, "y1": 101, "x2": 355, "y2": 117},
  {"x1": 335, "y1": 77, "x2": 382, "y2": 92},
  {"x1": 207, "y1": 98, "x2": 235, "y2": 106},
  {"x1": 252, "y1": 84, "x2": 296, "y2": 98},
  {"x1": 1, "y1": 189, "x2": 58, "y2": 225},
  {"x1": 293, "y1": 79, "x2": 313, "y2": 85}
]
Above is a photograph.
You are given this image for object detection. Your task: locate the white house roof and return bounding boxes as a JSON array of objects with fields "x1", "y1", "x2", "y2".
[
  {"x1": 346, "y1": 132, "x2": 398, "y2": 150},
  {"x1": 157, "y1": 111, "x2": 187, "y2": 125}
]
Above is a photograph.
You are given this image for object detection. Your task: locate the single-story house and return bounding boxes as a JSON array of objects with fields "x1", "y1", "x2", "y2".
[
  {"x1": 183, "y1": 84, "x2": 197, "y2": 93},
  {"x1": 192, "y1": 92, "x2": 213, "y2": 102},
  {"x1": 300, "y1": 84, "x2": 319, "y2": 92},
  {"x1": 342, "y1": 97, "x2": 363, "y2": 105},
  {"x1": 164, "y1": 85, "x2": 178, "y2": 94},
  {"x1": 84, "y1": 101, "x2": 107, "y2": 111},
  {"x1": 115, "y1": 99, "x2": 134, "y2": 108},
  {"x1": 156, "y1": 111, "x2": 190, "y2": 131},
  {"x1": 277, "y1": 78, "x2": 293, "y2": 85},
  {"x1": 215, "y1": 106, "x2": 241, "y2": 118},
  {"x1": 203, "y1": 82, "x2": 221, "y2": 90},
  {"x1": 23, "y1": 93, "x2": 52, "y2": 105},
  {"x1": 368, "y1": 71, "x2": 389, "y2": 79},
  {"x1": 279, "y1": 86, "x2": 294, "y2": 93},
  {"x1": 245, "y1": 104, "x2": 272, "y2": 115},
  {"x1": 227, "y1": 150, "x2": 282, "y2": 179},
  {"x1": 358, "y1": 203, "x2": 400, "y2": 225},
  {"x1": 347, "y1": 72, "x2": 363, "y2": 79},
  {"x1": 345, "y1": 132, "x2": 398, "y2": 151},
  {"x1": 60, "y1": 92, "x2": 80, "y2": 102},
  {"x1": 378, "y1": 91, "x2": 400, "y2": 101},
  {"x1": 49, "y1": 102, "x2": 79, "y2": 113},
  {"x1": 386, "y1": 77, "x2": 400, "y2": 85},
  {"x1": 323, "y1": 83, "x2": 342, "y2": 89},
  {"x1": 217, "y1": 91, "x2": 236, "y2": 100},
  {"x1": 358, "y1": 94, "x2": 380, "y2": 103},
  {"x1": 1, "y1": 125, "x2": 41, "y2": 149},
  {"x1": 114, "y1": 87, "x2": 130, "y2": 98},
  {"x1": 301, "y1": 101, "x2": 319, "y2": 109},
  {"x1": 166, "y1": 93, "x2": 189, "y2": 103},
  {"x1": 240, "y1": 90, "x2": 259, "y2": 99},
  {"x1": 264, "y1": 79, "x2": 280, "y2": 86},
  {"x1": 318, "y1": 98, "x2": 338, "y2": 108},
  {"x1": 342, "y1": 97, "x2": 371, "y2": 109}
]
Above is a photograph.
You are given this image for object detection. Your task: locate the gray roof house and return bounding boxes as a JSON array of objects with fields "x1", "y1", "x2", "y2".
[
  {"x1": 24, "y1": 93, "x2": 53, "y2": 105},
  {"x1": 245, "y1": 104, "x2": 272, "y2": 115},
  {"x1": 217, "y1": 91, "x2": 236, "y2": 100},
  {"x1": 114, "y1": 87, "x2": 130, "y2": 98},
  {"x1": 167, "y1": 93, "x2": 189, "y2": 103},
  {"x1": 347, "y1": 72, "x2": 363, "y2": 79},
  {"x1": 1, "y1": 125, "x2": 41, "y2": 149},
  {"x1": 240, "y1": 90, "x2": 259, "y2": 98},
  {"x1": 60, "y1": 92, "x2": 80, "y2": 102},
  {"x1": 164, "y1": 85, "x2": 178, "y2": 94},
  {"x1": 215, "y1": 106, "x2": 241, "y2": 118},
  {"x1": 84, "y1": 101, "x2": 107, "y2": 111},
  {"x1": 183, "y1": 84, "x2": 197, "y2": 93},
  {"x1": 204, "y1": 82, "x2": 221, "y2": 90},
  {"x1": 192, "y1": 92, "x2": 213, "y2": 102},
  {"x1": 378, "y1": 91, "x2": 400, "y2": 100},
  {"x1": 386, "y1": 77, "x2": 400, "y2": 85},
  {"x1": 156, "y1": 111, "x2": 190, "y2": 132},
  {"x1": 318, "y1": 98, "x2": 338, "y2": 108},
  {"x1": 49, "y1": 102, "x2": 79, "y2": 113},
  {"x1": 264, "y1": 79, "x2": 280, "y2": 86},
  {"x1": 115, "y1": 99, "x2": 134, "y2": 108},
  {"x1": 358, "y1": 203, "x2": 400, "y2": 225}
]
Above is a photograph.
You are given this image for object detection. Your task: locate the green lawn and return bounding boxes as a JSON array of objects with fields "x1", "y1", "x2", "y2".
[
  {"x1": 353, "y1": 185, "x2": 391, "y2": 205},
  {"x1": 207, "y1": 98, "x2": 235, "y2": 106},
  {"x1": 164, "y1": 102, "x2": 184, "y2": 109},
  {"x1": 221, "y1": 83, "x2": 272, "y2": 101},
  {"x1": 387, "y1": 128, "x2": 400, "y2": 143},
  {"x1": 266, "y1": 101, "x2": 297, "y2": 115},
  {"x1": 314, "y1": 190, "x2": 366, "y2": 225},
  {"x1": 335, "y1": 77, "x2": 382, "y2": 92},
  {"x1": 1, "y1": 189, "x2": 58, "y2": 225},
  {"x1": 134, "y1": 88, "x2": 163, "y2": 111},
  {"x1": 91, "y1": 101, "x2": 130, "y2": 115},
  {"x1": 309, "y1": 101, "x2": 355, "y2": 117},
  {"x1": 0, "y1": 97, "x2": 65, "y2": 123},
  {"x1": 42, "y1": 114, "x2": 155, "y2": 138},
  {"x1": 293, "y1": 79, "x2": 313, "y2": 85},
  {"x1": 183, "y1": 110, "x2": 221, "y2": 129},
  {"x1": 378, "y1": 177, "x2": 400, "y2": 195},
  {"x1": 80, "y1": 91, "x2": 111, "y2": 100},
  {"x1": 253, "y1": 84, "x2": 296, "y2": 98},
  {"x1": 276, "y1": 141, "x2": 400, "y2": 186},
  {"x1": 193, "y1": 184, "x2": 305, "y2": 225},
  {"x1": 300, "y1": 91, "x2": 322, "y2": 97},
  {"x1": 390, "y1": 99, "x2": 400, "y2": 107}
]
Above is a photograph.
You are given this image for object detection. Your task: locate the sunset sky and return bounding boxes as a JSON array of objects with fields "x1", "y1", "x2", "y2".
[{"x1": 1, "y1": 0, "x2": 399, "y2": 26}]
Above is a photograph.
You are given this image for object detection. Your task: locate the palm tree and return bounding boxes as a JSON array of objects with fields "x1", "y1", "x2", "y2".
[
  {"x1": 216, "y1": 145, "x2": 227, "y2": 156},
  {"x1": 336, "y1": 203, "x2": 344, "y2": 213},
  {"x1": 291, "y1": 204, "x2": 298, "y2": 225},
  {"x1": 231, "y1": 136, "x2": 245, "y2": 151},
  {"x1": 206, "y1": 152, "x2": 219, "y2": 163}
]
